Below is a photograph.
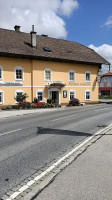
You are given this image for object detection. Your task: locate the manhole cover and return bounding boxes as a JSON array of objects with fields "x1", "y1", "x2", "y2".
[{"x1": 97, "y1": 125, "x2": 107, "y2": 128}]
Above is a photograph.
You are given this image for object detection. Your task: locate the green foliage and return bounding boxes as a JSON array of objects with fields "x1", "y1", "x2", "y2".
[
  {"x1": 47, "y1": 98, "x2": 52, "y2": 104},
  {"x1": 99, "y1": 96, "x2": 112, "y2": 99},
  {"x1": 14, "y1": 93, "x2": 28, "y2": 103}
]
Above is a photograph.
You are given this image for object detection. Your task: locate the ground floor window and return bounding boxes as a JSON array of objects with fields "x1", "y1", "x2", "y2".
[
  {"x1": 85, "y1": 90, "x2": 91, "y2": 100},
  {"x1": 69, "y1": 91, "x2": 75, "y2": 100},
  {"x1": 36, "y1": 91, "x2": 44, "y2": 102},
  {"x1": 15, "y1": 90, "x2": 24, "y2": 103},
  {"x1": 0, "y1": 91, "x2": 4, "y2": 104}
]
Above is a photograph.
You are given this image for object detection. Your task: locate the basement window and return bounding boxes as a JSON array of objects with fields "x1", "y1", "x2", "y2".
[{"x1": 43, "y1": 47, "x2": 51, "y2": 52}]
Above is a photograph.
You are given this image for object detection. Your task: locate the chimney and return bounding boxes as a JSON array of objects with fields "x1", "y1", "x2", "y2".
[
  {"x1": 14, "y1": 25, "x2": 20, "y2": 32},
  {"x1": 30, "y1": 25, "x2": 37, "y2": 48}
]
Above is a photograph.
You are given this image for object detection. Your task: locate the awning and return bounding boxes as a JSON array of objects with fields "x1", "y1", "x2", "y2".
[{"x1": 46, "y1": 81, "x2": 65, "y2": 87}]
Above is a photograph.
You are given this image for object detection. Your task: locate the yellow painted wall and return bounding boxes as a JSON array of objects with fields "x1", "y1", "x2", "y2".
[{"x1": 0, "y1": 57, "x2": 99, "y2": 106}]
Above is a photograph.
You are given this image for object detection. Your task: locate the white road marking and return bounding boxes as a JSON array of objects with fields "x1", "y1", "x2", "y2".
[
  {"x1": 0, "y1": 129, "x2": 22, "y2": 137},
  {"x1": 6, "y1": 123, "x2": 112, "y2": 200},
  {"x1": 52, "y1": 114, "x2": 78, "y2": 122},
  {"x1": 94, "y1": 108, "x2": 112, "y2": 112}
]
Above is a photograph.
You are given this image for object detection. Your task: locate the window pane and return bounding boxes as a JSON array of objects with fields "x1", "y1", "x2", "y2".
[
  {"x1": 37, "y1": 92, "x2": 43, "y2": 101},
  {"x1": 70, "y1": 92, "x2": 74, "y2": 100},
  {"x1": 86, "y1": 91, "x2": 90, "y2": 99},
  {"x1": 0, "y1": 92, "x2": 2, "y2": 102},
  {"x1": 69, "y1": 72, "x2": 74, "y2": 81},
  {"x1": 86, "y1": 73, "x2": 90, "y2": 81},
  {"x1": 45, "y1": 71, "x2": 50, "y2": 81},
  {"x1": 16, "y1": 69, "x2": 22, "y2": 79},
  {"x1": 17, "y1": 92, "x2": 22, "y2": 96},
  {"x1": 0, "y1": 69, "x2": 1, "y2": 79}
]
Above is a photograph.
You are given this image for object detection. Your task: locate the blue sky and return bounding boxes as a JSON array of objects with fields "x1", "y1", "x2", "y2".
[
  {"x1": 0, "y1": 0, "x2": 112, "y2": 72},
  {"x1": 66, "y1": 0, "x2": 112, "y2": 46}
]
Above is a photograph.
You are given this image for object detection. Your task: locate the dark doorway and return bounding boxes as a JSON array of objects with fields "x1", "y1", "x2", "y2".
[{"x1": 52, "y1": 91, "x2": 59, "y2": 103}]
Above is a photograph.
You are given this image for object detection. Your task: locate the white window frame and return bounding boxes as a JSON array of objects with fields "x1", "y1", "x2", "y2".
[
  {"x1": 15, "y1": 90, "x2": 24, "y2": 103},
  {"x1": 85, "y1": 90, "x2": 91, "y2": 101},
  {"x1": 85, "y1": 71, "x2": 91, "y2": 82},
  {"x1": 0, "y1": 66, "x2": 3, "y2": 81},
  {"x1": 69, "y1": 90, "x2": 75, "y2": 100},
  {"x1": 0, "y1": 90, "x2": 4, "y2": 104},
  {"x1": 44, "y1": 68, "x2": 52, "y2": 82},
  {"x1": 36, "y1": 90, "x2": 44, "y2": 102},
  {"x1": 69, "y1": 70, "x2": 75, "y2": 82},
  {"x1": 15, "y1": 66, "x2": 24, "y2": 81}
]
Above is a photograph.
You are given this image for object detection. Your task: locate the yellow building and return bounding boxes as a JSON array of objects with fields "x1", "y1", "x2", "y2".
[{"x1": 0, "y1": 26, "x2": 110, "y2": 107}]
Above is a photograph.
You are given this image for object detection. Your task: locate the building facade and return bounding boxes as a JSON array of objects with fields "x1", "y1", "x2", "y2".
[
  {"x1": 0, "y1": 26, "x2": 110, "y2": 107},
  {"x1": 99, "y1": 72, "x2": 112, "y2": 96}
]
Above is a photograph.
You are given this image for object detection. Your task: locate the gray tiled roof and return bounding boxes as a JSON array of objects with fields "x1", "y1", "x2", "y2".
[{"x1": 0, "y1": 28, "x2": 110, "y2": 65}]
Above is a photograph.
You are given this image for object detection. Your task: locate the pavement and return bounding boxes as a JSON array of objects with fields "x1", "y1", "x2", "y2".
[
  {"x1": 0, "y1": 107, "x2": 64, "y2": 119},
  {"x1": 0, "y1": 103, "x2": 106, "y2": 119},
  {"x1": 34, "y1": 128, "x2": 112, "y2": 200}
]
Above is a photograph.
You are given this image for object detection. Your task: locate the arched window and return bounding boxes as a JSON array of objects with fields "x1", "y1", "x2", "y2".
[
  {"x1": 44, "y1": 68, "x2": 52, "y2": 82},
  {"x1": 0, "y1": 66, "x2": 3, "y2": 81},
  {"x1": 69, "y1": 70, "x2": 75, "y2": 82},
  {"x1": 85, "y1": 71, "x2": 91, "y2": 82},
  {"x1": 0, "y1": 90, "x2": 4, "y2": 104},
  {"x1": 15, "y1": 66, "x2": 24, "y2": 81}
]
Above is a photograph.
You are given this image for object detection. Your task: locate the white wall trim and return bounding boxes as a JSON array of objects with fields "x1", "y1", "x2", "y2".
[{"x1": 0, "y1": 85, "x2": 98, "y2": 88}]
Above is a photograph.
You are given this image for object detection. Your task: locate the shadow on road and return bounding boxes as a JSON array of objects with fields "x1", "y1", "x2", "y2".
[{"x1": 36, "y1": 127, "x2": 93, "y2": 137}]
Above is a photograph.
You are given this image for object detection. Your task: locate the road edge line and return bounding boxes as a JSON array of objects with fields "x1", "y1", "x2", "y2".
[{"x1": 5, "y1": 123, "x2": 112, "y2": 200}]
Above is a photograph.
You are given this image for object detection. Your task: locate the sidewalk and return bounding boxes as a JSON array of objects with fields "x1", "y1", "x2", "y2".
[
  {"x1": 34, "y1": 129, "x2": 112, "y2": 200},
  {"x1": 0, "y1": 107, "x2": 63, "y2": 119},
  {"x1": 0, "y1": 103, "x2": 104, "y2": 119}
]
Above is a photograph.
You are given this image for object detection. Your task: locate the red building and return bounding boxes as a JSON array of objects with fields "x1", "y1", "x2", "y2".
[{"x1": 99, "y1": 72, "x2": 112, "y2": 96}]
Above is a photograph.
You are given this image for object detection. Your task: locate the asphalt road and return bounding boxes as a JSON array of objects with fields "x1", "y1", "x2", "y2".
[{"x1": 0, "y1": 104, "x2": 112, "y2": 196}]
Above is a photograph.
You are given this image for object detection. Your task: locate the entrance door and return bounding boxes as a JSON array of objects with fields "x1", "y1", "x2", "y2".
[{"x1": 52, "y1": 91, "x2": 59, "y2": 104}]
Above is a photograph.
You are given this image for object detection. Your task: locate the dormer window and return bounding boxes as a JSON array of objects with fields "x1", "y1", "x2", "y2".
[
  {"x1": 43, "y1": 47, "x2": 51, "y2": 52},
  {"x1": 15, "y1": 66, "x2": 24, "y2": 81},
  {"x1": 68, "y1": 50, "x2": 72, "y2": 54}
]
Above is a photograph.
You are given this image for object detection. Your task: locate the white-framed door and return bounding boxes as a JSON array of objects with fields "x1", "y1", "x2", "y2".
[{"x1": 48, "y1": 88, "x2": 60, "y2": 104}]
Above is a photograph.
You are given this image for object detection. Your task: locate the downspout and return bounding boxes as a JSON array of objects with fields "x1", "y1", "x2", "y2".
[
  {"x1": 109, "y1": 64, "x2": 111, "y2": 72},
  {"x1": 31, "y1": 59, "x2": 33, "y2": 102}
]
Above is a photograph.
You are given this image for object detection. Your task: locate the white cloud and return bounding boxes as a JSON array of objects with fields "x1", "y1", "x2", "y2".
[
  {"x1": 89, "y1": 44, "x2": 112, "y2": 73},
  {"x1": 60, "y1": 0, "x2": 79, "y2": 17},
  {"x1": 0, "y1": 0, "x2": 79, "y2": 38},
  {"x1": 101, "y1": 15, "x2": 112, "y2": 28}
]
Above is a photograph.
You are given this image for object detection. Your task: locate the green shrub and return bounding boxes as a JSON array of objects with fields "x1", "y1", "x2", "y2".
[
  {"x1": 47, "y1": 98, "x2": 52, "y2": 104},
  {"x1": 14, "y1": 93, "x2": 28, "y2": 103}
]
